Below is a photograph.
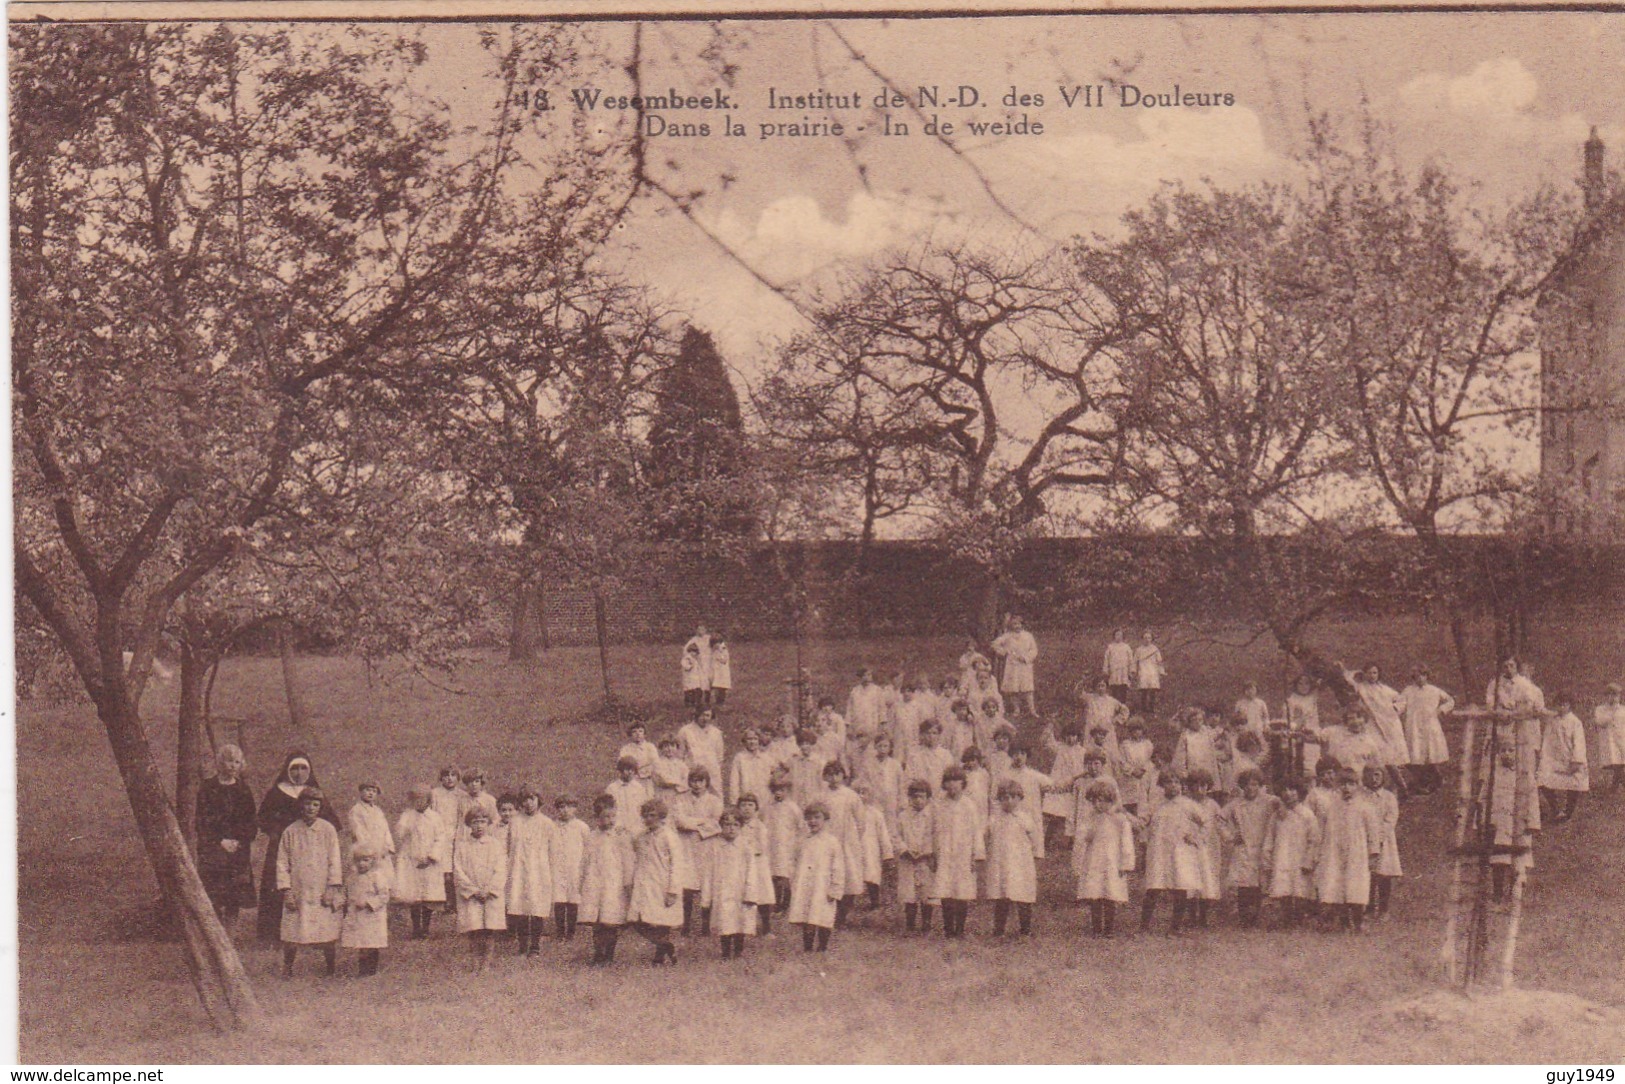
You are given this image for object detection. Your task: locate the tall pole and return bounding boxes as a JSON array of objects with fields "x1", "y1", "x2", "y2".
[
  {"x1": 1441, "y1": 709, "x2": 1480, "y2": 987},
  {"x1": 1468, "y1": 726, "x2": 1501, "y2": 988},
  {"x1": 1499, "y1": 708, "x2": 1539, "y2": 992}
]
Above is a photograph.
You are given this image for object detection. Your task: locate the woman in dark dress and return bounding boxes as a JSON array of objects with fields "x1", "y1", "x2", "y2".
[
  {"x1": 255, "y1": 750, "x2": 338, "y2": 944},
  {"x1": 195, "y1": 743, "x2": 257, "y2": 927}
]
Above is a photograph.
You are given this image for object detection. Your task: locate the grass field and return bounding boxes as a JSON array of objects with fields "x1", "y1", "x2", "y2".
[{"x1": 16, "y1": 616, "x2": 1625, "y2": 1063}]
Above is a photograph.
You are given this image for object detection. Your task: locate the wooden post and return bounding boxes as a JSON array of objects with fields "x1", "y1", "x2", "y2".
[
  {"x1": 1499, "y1": 708, "x2": 1539, "y2": 992},
  {"x1": 1500, "y1": 865, "x2": 1527, "y2": 992},
  {"x1": 1468, "y1": 725, "x2": 1504, "y2": 988},
  {"x1": 592, "y1": 585, "x2": 614, "y2": 704},
  {"x1": 1441, "y1": 709, "x2": 1480, "y2": 987},
  {"x1": 277, "y1": 620, "x2": 308, "y2": 731}
]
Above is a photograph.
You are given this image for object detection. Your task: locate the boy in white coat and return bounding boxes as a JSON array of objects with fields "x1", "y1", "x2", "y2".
[
  {"x1": 552, "y1": 795, "x2": 590, "y2": 942},
  {"x1": 1361, "y1": 767, "x2": 1402, "y2": 921},
  {"x1": 895, "y1": 780, "x2": 938, "y2": 933},
  {"x1": 1041, "y1": 724, "x2": 1089, "y2": 846},
  {"x1": 678, "y1": 709, "x2": 726, "y2": 793},
  {"x1": 904, "y1": 720, "x2": 955, "y2": 799},
  {"x1": 788, "y1": 802, "x2": 845, "y2": 952},
  {"x1": 1597, "y1": 682, "x2": 1625, "y2": 791},
  {"x1": 845, "y1": 671, "x2": 886, "y2": 758},
  {"x1": 430, "y1": 767, "x2": 464, "y2": 915},
  {"x1": 1003, "y1": 745, "x2": 1054, "y2": 821},
  {"x1": 1073, "y1": 779, "x2": 1136, "y2": 936},
  {"x1": 728, "y1": 727, "x2": 777, "y2": 806},
  {"x1": 1338, "y1": 662, "x2": 1409, "y2": 796},
  {"x1": 278, "y1": 788, "x2": 345, "y2": 977},
  {"x1": 932, "y1": 767, "x2": 986, "y2": 939},
  {"x1": 959, "y1": 640, "x2": 991, "y2": 695},
  {"x1": 580, "y1": 795, "x2": 636, "y2": 965},
  {"x1": 347, "y1": 782, "x2": 394, "y2": 861},
  {"x1": 1184, "y1": 770, "x2": 1224, "y2": 928},
  {"x1": 704, "y1": 809, "x2": 758, "y2": 959},
  {"x1": 818, "y1": 761, "x2": 865, "y2": 928},
  {"x1": 733, "y1": 794, "x2": 777, "y2": 934},
  {"x1": 986, "y1": 780, "x2": 1043, "y2": 936},
  {"x1": 672, "y1": 767, "x2": 723, "y2": 936},
  {"x1": 763, "y1": 775, "x2": 803, "y2": 914},
  {"x1": 629, "y1": 799, "x2": 691, "y2": 966},
  {"x1": 1117, "y1": 718, "x2": 1156, "y2": 815},
  {"x1": 618, "y1": 723, "x2": 658, "y2": 782},
  {"x1": 852, "y1": 782, "x2": 895, "y2": 912},
  {"x1": 1141, "y1": 774, "x2": 1201, "y2": 934},
  {"x1": 891, "y1": 683, "x2": 934, "y2": 758},
  {"x1": 457, "y1": 770, "x2": 499, "y2": 859},
  {"x1": 1133, "y1": 630, "x2": 1166, "y2": 716},
  {"x1": 505, "y1": 788, "x2": 555, "y2": 957},
  {"x1": 1103, "y1": 628, "x2": 1135, "y2": 706},
  {"x1": 1262, "y1": 779, "x2": 1320, "y2": 928},
  {"x1": 856, "y1": 733, "x2": 903, "y2": 838},
  {"x1": 1317, "y1": 713, "x2": 1386, "y2": 781},
  {"x1": 605, "y1": 757, "x2": 654, "y2": 836},
  {"x1": 681, "y1": 628, "x2": 711, "y2": 713},
  {"x1": 454, "y1": 807, "x2": 507, "y2": 972},
  {"x1": 1235, "y1": 683, "x2": 1270, "y2": 739},
  {"x1": 1082, "y1": 685, "x2": 1128, "y2": 759},
  {"x1": 1398, "y1": 668, "x2": 1454, "y2": 794},
  {"x1": 992, "y1": 615, "x2": 1039, "y2": 717},
  {"x1": 1315, "y1": 769, "x2": 1380, "y2": 933},
  {"x1": 1222, "y1": 770, "x2": 1278, "y2": 928},
  {"x1": 341, "y1": 843, "x2": 392, "y2": 977},
  {"x1": 1539, "y1": 691, "x2": 1589, "y2": 822},
  {"x1": 1170, "y1": 710, "x2": 1219, "y2": 781},
  {"x1": 708, "y1": 634, "x2": 732, "y2": 709},
  {"x1": 785, "y1": 730, "x2": 826, "y2": 809},
  {"x1": 652, "y1": 736, "x2": 691, "y2": 802},
  {"x1": 393, "y1": 786, "x2": 447, "y2": 940}
]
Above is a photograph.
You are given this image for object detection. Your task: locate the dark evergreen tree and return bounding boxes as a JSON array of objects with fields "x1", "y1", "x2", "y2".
[{"x1": 646, "y1": 326, "x2": 755, "y2": 541}]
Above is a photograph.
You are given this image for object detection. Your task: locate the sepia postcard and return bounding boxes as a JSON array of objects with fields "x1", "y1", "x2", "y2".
[{"x1": 8, "y1": 0, "x2": 1625, "y2": 1068}]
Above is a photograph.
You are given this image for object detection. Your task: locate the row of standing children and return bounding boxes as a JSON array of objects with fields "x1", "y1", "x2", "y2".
[{"x1": 266, "y1": 648, "x2": 1410, "y2": 974}]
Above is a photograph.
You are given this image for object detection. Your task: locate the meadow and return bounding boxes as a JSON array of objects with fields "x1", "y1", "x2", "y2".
[{"x1": 15, "y1": 616, "x2": 1625, "y2": 1063}]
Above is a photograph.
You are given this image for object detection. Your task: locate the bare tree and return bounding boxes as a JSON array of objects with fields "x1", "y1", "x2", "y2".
[
  {"x1": 11, "y1": 22, "x2": 580, "y2": 1029},
  {"x1": 1077, "y1": 182, "x2": 1370, "y2": 686},
  {"x1": 767, "y1": 241, "x2": 1139, "y2": 634},
  {"x1": 1301, "y1": 121, "x2": 1585, "y2": 682}
]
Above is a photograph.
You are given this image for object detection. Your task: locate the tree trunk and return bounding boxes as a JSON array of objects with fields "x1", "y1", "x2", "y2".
[
  {"x1": 1447, "y1": 606, "x2": 1475, "y2": 702},
  {"x1": 853, "y1": 541, "x2": 873, "y2": 640},
  {"x1": 1440, "y1": 709, "x2": 1479, "y2": 988},
  {"x1": 277, "y1": 621, "x2": 308, "y2": 731},
  {"x1": 974, "y1": 569, "x2": 1001, "y2": 644},
  {"x1": 1265, "y1": 619, "x2": 1350, "y2": 702},
  {"x1": 855, "y1": 478, "x2": 878, "y2": 638},
  {"x1": 203, "y1": 657, "x2": 225, "y2": 756},
  {"x1": 592, "y1": 587, "x2": 614, "y2": 703},
  {"x1": 535, "y1": 576, "x2": 551, "y2": 652},
  {"x1": 508, "y1": 575, "x2": 546, "y2": 661},
  {"x1": 177, "y1": 637, "x2": 206, "y2": 854},
  {"x1": 97, "y1": 688, "x2": 262, "y2": 1032}
]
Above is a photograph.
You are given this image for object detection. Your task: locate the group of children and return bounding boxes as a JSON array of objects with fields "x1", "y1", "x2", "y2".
[{"x1": 269, "y1": 657, "x2": 1435, "y2": 979}]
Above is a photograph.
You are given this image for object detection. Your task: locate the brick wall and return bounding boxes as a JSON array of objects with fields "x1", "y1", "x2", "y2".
[{"x1": 534, "y1": 537, "x2": 1625, "y2": 646}]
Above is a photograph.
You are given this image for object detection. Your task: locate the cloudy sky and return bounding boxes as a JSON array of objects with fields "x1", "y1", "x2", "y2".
[{"x1": 419, "y1": 13, "x2": 1622, "y2": 377}]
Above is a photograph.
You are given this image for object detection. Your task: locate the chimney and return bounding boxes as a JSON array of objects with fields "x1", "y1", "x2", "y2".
[{"x1": 1584, "y1": 126, "x2": 1605, "y2": 212}]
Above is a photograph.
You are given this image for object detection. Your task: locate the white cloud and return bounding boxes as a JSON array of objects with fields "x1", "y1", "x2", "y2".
[
  {"x1": 703, "y1": 106, "x2": 1288, "y2": 283},
  {"x1": 1399, "y1": 57, "x2": 1539, "y2": 119},
  {"x1": 973, "y1": 106, "x2": 1287, "y2": 238},
  {"x1": 708, "y1": 190, "x2": 949, "y2": 282},
  {"x1": 1392, "y1": 59, "x2": 1623, "y2": 204}
]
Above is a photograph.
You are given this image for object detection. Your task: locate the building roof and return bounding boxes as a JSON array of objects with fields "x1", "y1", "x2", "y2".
[{"x1": 1541, "y1": 191, "x2": 1625, "y2": 301}]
